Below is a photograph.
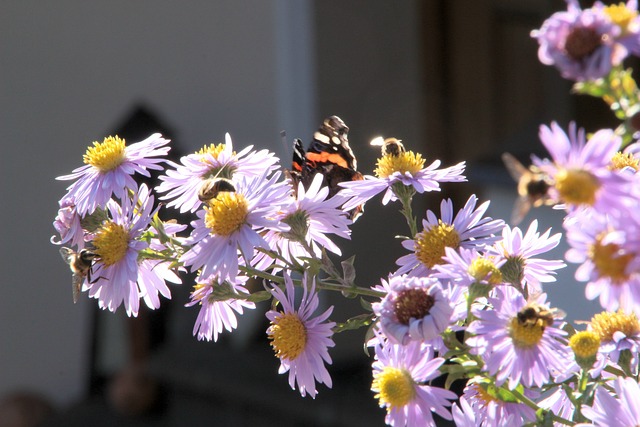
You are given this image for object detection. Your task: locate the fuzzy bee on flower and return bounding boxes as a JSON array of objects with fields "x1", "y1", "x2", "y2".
[{"x1": 60, "y1": 247, "x2": 98, "y2": 304}]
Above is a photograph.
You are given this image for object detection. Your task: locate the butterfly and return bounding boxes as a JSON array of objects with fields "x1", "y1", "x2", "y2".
[{"x1": 286, "y1": 115, "x2": 364, "y2": 219}]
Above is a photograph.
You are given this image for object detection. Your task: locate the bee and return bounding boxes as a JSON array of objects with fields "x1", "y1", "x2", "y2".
[
  {"x1": 198, "y1": 178, "x2": 236, "y2": 203},
  {"x1": 60, "y1": 247, "x2": 98, "y2": 304},
  {"x1": 516, "y1": 301, "x2": 565, "y2": 330},
  {"x1": 370, "y1": 136, "x2": 405, "y2": 157},
  {"x1": 501, "y1": 152, "x2": 554, "y2": 225}
]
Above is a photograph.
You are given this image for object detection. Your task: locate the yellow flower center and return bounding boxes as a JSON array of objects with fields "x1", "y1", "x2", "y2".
[
  {"x1": 569, "y1": 331, "x2": 601, "y2": 359},
  {"x1": 268, "y1": 313, "x2": 307, "y2": 360},
  {"x1": 605, "y1": 3, "x2": 638, "y2": 33},
  {"x1": 83, "y1": 136, "x2": 126, "y2": 172},
  {"x1": 610, "y1": 151, "x2": 639, "y2": 171},
  {"x1": 554, "y1": 168, "x2": 600, "y2": 206},
  {"x1": 196, "y1": 143, "x2": 237, "y2": 180},
  {"x1": 196, "y1": 142, "x2": 227, "y2": 159},
  {"x1": 394, "y1": 288, "x2": 435, "y2": 325},
  {"x1": 509, "y1": 316, "x2": 544, "y2": 348},
  {"x1": 372, "y1": 367, "x2": 416, "y2": 409},
  {"x1": 589, "y1": 233, "x2": 634, "y2": 283},
  {"x1": 374, "y1": 151, "x2": 425, "y2": 179},
  {"x1": 468, "y1": 258, "x2": 503, "y2": 285},
  {"x1": 590, "y1": 310, "x2": 640, "y2": 342},
  {"x1": 414, "y1": 221, "x2": 460, "y2": 268},
  {"x1": 92, "y1": 221, "x2": 130, "y2": 266},
  {"x1": 204, "y1": 192, "x2": 249, "y2": 236}
]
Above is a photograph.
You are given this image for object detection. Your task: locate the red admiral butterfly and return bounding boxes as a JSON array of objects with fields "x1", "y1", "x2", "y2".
[{"x1": 286, "y1": 115, "x2": 364, "y2": 219}]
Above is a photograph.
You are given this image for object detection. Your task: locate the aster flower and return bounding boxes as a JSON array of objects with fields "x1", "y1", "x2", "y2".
[
  {"x1": 156, "y1": 133, "x2": 279, "y2": 213},
  {"x1": 84, "y1": 184, "x2": 180, "y2": 316},
  {"x1": 460, "y1": 380, "x2": 537, "y2": 426},
  {"x1": 186, "y1": 274, "x2": 255, "y2": 342},
  {"x1": 537, "y1": 386, "x2": 576, "y2": 426},
  {"x1": 533, "y1": 122, "x2": 633, "y2": 216},
  {"x1": 395, "y1": 195, "x2": 504, "y2": 277},
  {"x1": 180, "y1": 171, "x2": 291, "y2": 281},
  {"x1": 51, "y1": 196, "x2": 85, "y2": 249},
  {"x1": 251, "y1": 173, "x2": 352, "y2": 271},
  {"x1": 266, "y1": 273, "x2": 335, "y2": 398},
  {"x1": 339, "y1": 145, "x2": 466, "y2": 211},
  {"x1": 590, "y1": 310, "x2": 640, "y2": 375},
  {"x1": 57, "y1": 133, "x2": 171, "y2": 215},
  {"x1": 594, "y1": 0, "x2": 640, "y2": 56},
  {"x1": 564, "y1": 210, "x2": 640, "y2": 314},
  {"x1": 372, "y1": 275, "x2": 453, "y2": 346},
  {"x1": 581, "y1": 377, "x2": 640, "y2": 426},
  {"x1": 435, "y1": 246, "x2": 505, "y2": 289},
  {"x1": 488, "y1": 220, "x2": 565, "y2": 295},
  {"x1": 466, "y1": 286, "x2": 572, "y2": 389},
  {"x1": 532, "y1": 0, "x2": 626, "y2": 81},
  {"x1": 371, "y1": 335, "x2": 456, "y2": 427}
]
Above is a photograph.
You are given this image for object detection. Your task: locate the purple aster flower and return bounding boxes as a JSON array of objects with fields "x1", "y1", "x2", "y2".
[
  {"x1": 251, "y1": 173, "x2": 352, "y2": 271},
  {"x1": 338, "y1": 145, "x2": 466, "y2": 210},
  {"x1": 461, "y1": 381, "x2": 537, "y2": 426},
  {"x1": 533, "y1": 122, "x2": 633, "y2": 216},
  {"x1": 180, "y1": 171, "x2": 291, "y2": 282},
  {"x1": 85, "y1": 184, "x2": 179, "y2": 316},
  {"x1": 156, "y1": 133, "x2": 279, "y2": 213},
  {"x1": 372, "y1": 275, "x2": 453, "y2": 346},
  {"x1": 51, "y1": 196, "x2": 86, "y2": 249},
  {"x1": 57, "y1": 133, "x2": 171, "y2": 215},
  {"x1": 537, "y1": 386, "x2": 576, "y2": 425},
  {"x1": 581, "y1": 377, "x2": 640, "y2": 426},
  {"x1": 594, "y1": 0, "x2": 640, "y2": 56},
  {"x1": 435, "y1": 246, "x2": 506, "y2": 289},
  {"x1": 590, "y1": 310, "x2": 640, "y2": 375},
  {"x1": 466, "y1": 286, "x2": 572, "y2": 389},
  {"x1": 186, "y1": 274, "x2": 255, "y2": 342},
  {"x1": 395, "y1": 195, "x2": 505, "y2": 277},
  {"x1": 564, "y1": 210, "x2": 640, "y2": 314},
  {"x1": 488, "y1": 220, "x2": 565, "y2": 294},
  {"x1": 371, "y1": 335, "x2": 456, "y2": 427},
  {"x1": 452, "y1": 395, "x2": 518, "y2": 427},
  {"x1": 266, "y1": 273, "x2": 335, "y2": 398},
  {"x1": 531, "y1": 0, "x2": 625, "y2": 81}
]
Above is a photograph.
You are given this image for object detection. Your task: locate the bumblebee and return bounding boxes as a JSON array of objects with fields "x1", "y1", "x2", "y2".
[
  {"x1": 501, "y1": 152, "x2": 554, "y2": 225},
  {"x1": 370, "y1": 136, "x2": 405, "y2": 157},
  {"x1": 60, "y1": 247, "x2": 98, "y2": 304},
  {"x1": 517, "y1": 302, "x2": 565, "y2": 330},
  {"x1": 198, "y1": 178, "x2": 236, "y2": 203}
]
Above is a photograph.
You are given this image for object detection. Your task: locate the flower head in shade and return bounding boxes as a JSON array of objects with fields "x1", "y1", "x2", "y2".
[
  {"x1": 488, "y1": 220, "x2": 565, "y2": 294},
  {"x1": 564, "y1": 210, "x2": 640, "y2": 314},
  {"x1": 186, "y1": 274, "x2": 255, "y2": 342},
  {"x1": 531, "y1": 0, "x2": 625, "y2": 81},
  {"x1": 466, "y1": 286, "x2": 572, "y2": 389},
  {"x1": 57, "y1": 134, "x2": 171, "y2": 215},
  {"x1": 372, "y1": 275, "x2": 453, "y2": 346},
  {"x1": 252, "y1": 173, "x2": 352, "y2": 271},
  {"x1": 581, "y1": 377, "x2": 640, "y2": 426},
  {"x1": 461, "y1": 380, "x2": 537, "y2": 426},
  {"x1": 371, "y1": 335, "x2": 457, "y2": 427},
  {"x1": 339, "y1": 140, "x2": 466, "y2": 210},
  {"x1": 395, "y1": 195, "x2": 504, "y2": 277},
  {"x1": 84, "y1": 184, "x2": 180, "y2": 316},
  {"x1": 180, "y1": 172, "x2": 291, "y2": 281},
  {"x1": 266, "y1": 273, "x2": 335, "y2": 398},
  {"x1": 590, "y1": 310, "x2": 640, "y2": 374},
  {"x1": 534, "y1": 122, "x2": 632, "y2": 215},
  {"x1": 156, "y1": 133, "x2": 279, "y2": 213},
  {"x1": 51, "y1": 196, "x2": 86, "y2": 249}
]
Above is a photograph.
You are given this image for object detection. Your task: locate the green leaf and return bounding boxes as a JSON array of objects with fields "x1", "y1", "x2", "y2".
[
  {"x1": 341, "y1": 255, "x2": 357, "y2": 284},
  {"x1": 333, "y1": 313, "x2": 374, "y2": 333}
]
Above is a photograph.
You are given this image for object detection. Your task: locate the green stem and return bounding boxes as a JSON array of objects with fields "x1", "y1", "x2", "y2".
[
  {"x1": 316, "y1": 281, "x2": 385, "y2": 298},
  {"x1": 396, "y1": 184, "x2": 418, "y2": 238}
]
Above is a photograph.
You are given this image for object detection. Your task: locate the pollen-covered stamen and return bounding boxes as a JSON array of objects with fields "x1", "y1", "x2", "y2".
[
  {"x1": 554, "y1": 168, "x2": 600, "y2": 206},
  {"x1": 414, "y1": 221, "x2": 460, "y2": 268},
  {"x1": 569, "y1": 330, "x2": 601, "y2": 359},
  {"x1": 564, "y1": 27, "x2": 604, "y2": 61},
  {"x1": 610, "y1": 151, "x2": 639, "y2": 171},
  {"x1": 93, "y1": 221, "x2": 130, "y2": 266},
  {"x1": 394, "y1": 288, "x2": 435, "y2": 325},
  {"x1": 281, "y1": 210, "x2": 310, "y2": 243},
  {"x1": 590, "y1": 310, "x2": 640, "y2": 342},
  {"x1": 468, "y1": 258, "x2": 503, "y2": 285},
  {"x1": 196, "y1": 142, "x2": 227, "y2": 159},
  {"x1": 374, "y1": 151, "x2": 425, "y2": 179},
  {"x1": 83, "y1": 136, "x2": 126, "y2": 172},
  {"x1": 268, "y1": 313, "x2": 307, "y2": 360},
  {"x1": 372, "y1": 367, "x2": 416, "y2": 408},
  {"x1": 204, "y1": 192, "x2": 249, "y2": 236},
  {"x1": 509, "y1": 316, "x2": 544, "y2": 348},
  {"x1": 589, "y1": 233, "x2": 634, "y2": 283},
  {"x1": 605, "y1": 3, "x2": 638, "y2": 33}
]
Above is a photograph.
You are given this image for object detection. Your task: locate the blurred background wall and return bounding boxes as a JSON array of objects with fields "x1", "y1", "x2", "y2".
[{"x1": 1, "y1": 0, "x2": 615, "y2": 425}]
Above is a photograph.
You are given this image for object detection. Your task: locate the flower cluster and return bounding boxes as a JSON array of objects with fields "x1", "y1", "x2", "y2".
[{"x1": 51, "y1": 1, "x2": 640, "y2": 425}]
